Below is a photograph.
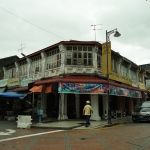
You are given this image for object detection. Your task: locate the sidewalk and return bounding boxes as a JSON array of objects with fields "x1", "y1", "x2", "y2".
[{"x1": 31, "y1": 116, "x2": 133, "y2": 130}]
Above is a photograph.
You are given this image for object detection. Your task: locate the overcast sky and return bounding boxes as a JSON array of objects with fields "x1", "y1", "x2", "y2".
[{"x1": 0, "y1": 0, "x2": 149, "y2": 65}]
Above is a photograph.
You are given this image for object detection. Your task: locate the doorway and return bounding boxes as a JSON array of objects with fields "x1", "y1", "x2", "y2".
[
  {"x1": 99, "y1": 95, "x2": 103, "y2": 118},
  {"x1": 80, "y1": 94, "x2": 90, "y2": 118},
  {"x1": 46, "y1": 93, "x2": 58, "y2": 118},
  {"x1": 67, "y1": 94, "x2": 76, "y2": 119}
]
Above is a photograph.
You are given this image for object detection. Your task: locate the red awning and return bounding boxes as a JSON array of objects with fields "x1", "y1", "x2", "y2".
[
  {"x1": 13, "y1": 86, "x2": 28, "y2": 92},
  {"x1": 30, "y1": 84, "x2": 52, "y2": 93},
  {"x1": 45, "y1": 84, "x2": 52, "y2": 93},
  {"x1": 30, "y1": 85, "x2": 43, "y2": 93}
]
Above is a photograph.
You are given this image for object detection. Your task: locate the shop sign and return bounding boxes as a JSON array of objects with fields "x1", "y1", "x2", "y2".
[
  {"x1": 58, "y1": 82, "x2": 142, "y2": 98},
  {"x1": 109, "y1": 85, "x2": 142, "y2": 98},
  {"x1": 109, "y1": 71, "x2": 132, "y2": 85},
  {"x1": 7, "y1": 78, "x2": 20, "y2": 87},
  {"x1": 0, "y1": 79, "x2": 8, "y2": 87},
  {"x1": 102, "y1": 42, "x2": 111, "y2": 74},
  {"x1": 58, "y1": 83, "x2": 109, "y2": 94},
  {"x1": 20, "y1": 78, "x2": 33, "y2": 87}
]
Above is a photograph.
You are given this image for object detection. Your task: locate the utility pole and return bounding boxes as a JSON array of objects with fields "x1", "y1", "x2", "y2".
[{"x1": 91, "y1": 24, "x2": 103, "y2": 41}]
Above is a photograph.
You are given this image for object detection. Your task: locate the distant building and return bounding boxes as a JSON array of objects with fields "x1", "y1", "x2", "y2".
[{"x1": 0, "y1": 56, "x2": 19, "y2": 79}]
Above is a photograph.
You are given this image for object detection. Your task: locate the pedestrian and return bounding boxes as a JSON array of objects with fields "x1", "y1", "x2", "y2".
[{"x1": 82, "y1": 100, "x2": 93, "y2": 127}]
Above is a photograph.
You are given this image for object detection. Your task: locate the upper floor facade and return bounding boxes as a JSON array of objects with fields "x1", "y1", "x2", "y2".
[{"x1": 2, "y1": 41, "x2": 149, "y2": 90}]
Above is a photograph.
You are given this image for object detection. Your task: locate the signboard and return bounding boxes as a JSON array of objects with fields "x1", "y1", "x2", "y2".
[
  {"x1": 109, "y1": 85, "x2": 142, "y2": 98},
  {"x1": 58, "y1": 83, "x2": 109, "y2": 94},
  {"x1": 102, "y1": 42, "x2": 111, "y2": 74},
  {"x1": 109, "y1": 71, "x2": 132, "y2": 85},
  {"x1": 0, "y1": 79, "x2": 8, "y2": 87},
  {"x1": 58, "y1": 82, "x2": 142, "y2": 98},
  {"x1": 7, "y1": 78, "x2": 20, "y2": 87},
  {"x1": 20, "y1": 78, "x2": 33, "y2": 87}
]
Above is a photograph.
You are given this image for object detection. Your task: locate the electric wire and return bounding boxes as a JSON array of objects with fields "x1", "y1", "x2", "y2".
[{"x1": 0, "y1": 6, "x2": 66, "y2": 40}]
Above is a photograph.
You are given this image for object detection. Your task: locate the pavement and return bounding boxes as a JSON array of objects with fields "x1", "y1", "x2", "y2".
[
  {"x1": 1, "y1": 116, "x2": 143, "y2": 150},
  {"x1": 31, "y1": 116, "x2": 133, "y2": 130}
]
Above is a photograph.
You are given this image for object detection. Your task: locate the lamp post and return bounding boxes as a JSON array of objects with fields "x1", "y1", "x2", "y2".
[{"x1": 106, "y1": 28, "x2": 121, "y2": 124}]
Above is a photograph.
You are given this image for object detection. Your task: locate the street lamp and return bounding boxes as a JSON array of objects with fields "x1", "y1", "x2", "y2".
[{"x1": 106, "y1": 28, "x2": 121, "y2": 124}]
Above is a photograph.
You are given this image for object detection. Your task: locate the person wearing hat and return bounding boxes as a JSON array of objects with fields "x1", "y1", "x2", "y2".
[{"x1": 82, "y1": 100, "x2": 93, "y2": 127}]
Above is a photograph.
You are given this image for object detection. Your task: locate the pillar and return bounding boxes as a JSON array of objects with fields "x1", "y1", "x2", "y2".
[
  {"x1": 75, "y1": 94, "x2": 80, "y2": 118},
  {"x1": 41, "y1": 86, "x2": 47, "y2": 118},
  {"x1": 90, "y1": 94, "x2": 101, "y2": 120},
  {"x1": 58, "y1": 93, "x2": 68, "y2": 120},
  {"x1": 41, "y1": 52, "x2": 47, "y2": 78},
  {"x1": 102, "y1": 95, "x2": 108, "y2": 119}
]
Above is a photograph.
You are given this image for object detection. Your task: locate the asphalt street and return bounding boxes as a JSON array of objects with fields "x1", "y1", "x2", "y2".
[{"x1": 1, "y1": 121, "x2": 150, "y2": 150}]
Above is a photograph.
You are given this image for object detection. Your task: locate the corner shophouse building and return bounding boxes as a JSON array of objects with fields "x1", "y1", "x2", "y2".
[{"x1": 2, "y1": 41, "x2": 148, "y2": 121}]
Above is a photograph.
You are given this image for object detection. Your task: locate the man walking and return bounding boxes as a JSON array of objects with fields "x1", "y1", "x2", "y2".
[{"x1": 82, "y1": 101, "x2": 93, "y2": 127}]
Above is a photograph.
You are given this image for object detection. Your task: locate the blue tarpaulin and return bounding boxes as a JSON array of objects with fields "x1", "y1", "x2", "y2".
[{"x1": 0, "y1": 92, "x2": 26, "y2": 99}]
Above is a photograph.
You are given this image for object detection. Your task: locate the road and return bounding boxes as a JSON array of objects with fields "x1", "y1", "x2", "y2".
[{"x1": 0, "y1": 122, "x2": 150, "y2": 150}]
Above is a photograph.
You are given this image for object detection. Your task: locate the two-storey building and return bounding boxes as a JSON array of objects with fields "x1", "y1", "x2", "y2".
[{"x1": 1, "y1": 41, "x2": 148, "y2": 121}]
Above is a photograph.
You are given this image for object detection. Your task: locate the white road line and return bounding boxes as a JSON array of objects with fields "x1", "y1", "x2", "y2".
[
  {"x1": 0, "y1": 130, "x2": 64, "y2": 142},
  {"x1": 0, "y1": 129, "x2": 16, "y2": 135}
]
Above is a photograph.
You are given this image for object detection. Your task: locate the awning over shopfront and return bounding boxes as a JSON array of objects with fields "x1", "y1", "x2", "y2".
[
  {"x1": 30, "y1": 85, "x2": 43, "y2": 92},
  {"x1": 0, "y1": 92, "x2": 26, "y2": 99},
  {"x1": 13, "y1": 86, "x2": 28, "y2": 92},
  {"x1": 30, "y1": 84, "x2": 52, "y2": 93},
  {"x1": 45, "y1": 84, "x2": 52, "y2": 93}
]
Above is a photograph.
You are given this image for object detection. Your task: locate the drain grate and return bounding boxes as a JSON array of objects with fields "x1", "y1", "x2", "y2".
[{"x1": 78, "y1": 137, "x2": 88, "y2": 140}]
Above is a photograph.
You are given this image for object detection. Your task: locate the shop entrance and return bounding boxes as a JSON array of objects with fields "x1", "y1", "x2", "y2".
[
  {"x1": 46, "y1": 93, "x2": 58, "y2": 118},
  {"x1": 67, "y1": 94, "x2": 76, "y2": 119},
  {"x1": 98, "y1": 95, "x2": 103, "y2": 118},
  {"x1": 80, "y1": 94, "x2": 90, "y2": 118}
]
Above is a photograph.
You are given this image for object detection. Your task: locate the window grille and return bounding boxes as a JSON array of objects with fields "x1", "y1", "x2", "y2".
[
  {"x1": 46, "y1": 49, "x2": 61, "y2": 70},
  {"x1": 65, "y1": 46, "x2": 93, "y2": 66}
]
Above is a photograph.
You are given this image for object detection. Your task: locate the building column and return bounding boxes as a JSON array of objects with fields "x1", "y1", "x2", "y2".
[
  {"x1": 90, "y1": 95, "x2": 101, "y2": 120},
  {"x1": 41, "y1": 52, "x2": 47, "y2": 78},
  {"x1": 75, "y1": 94, "x2": 80, "y2": 118},
  {"x1": 41, "y1": 85, "x2": 47, "y2": 118},
  {"x1": 102, "y1": 95, "x2": 108, "y2": 119},
  {"x1": 59, "y1": 44, "x2": 65, "y2": 74},
  {"x1": 58, "y1": 93, "x2": 68, "y2": 120}
]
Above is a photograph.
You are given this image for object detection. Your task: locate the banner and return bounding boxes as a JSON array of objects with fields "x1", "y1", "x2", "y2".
[
  {"x1": 109, "y1": 85, "x2": 142, "y2": 98},
  {"x1": 58, "y1": 82, "x2": 142, "y2": 98},
  {"x1": 102, "y1": 42, "x2": 111, "y2": 74},
  {"x1": 58, "y1": 83, "x2": 109, "y2": 94}
]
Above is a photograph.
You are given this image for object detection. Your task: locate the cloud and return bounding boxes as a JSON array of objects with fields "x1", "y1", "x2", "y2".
[{"x1": 0, "y1": 0, "x2": 150, "y2": 65}]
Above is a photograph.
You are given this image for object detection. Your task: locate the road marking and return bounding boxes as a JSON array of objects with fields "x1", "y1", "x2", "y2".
[
  {"x1": 0, "y1": 129, "x2": 16, "y2": 135},
  {"x1": 0, "y1": 130, "x2": 64, "y2": 142}
]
